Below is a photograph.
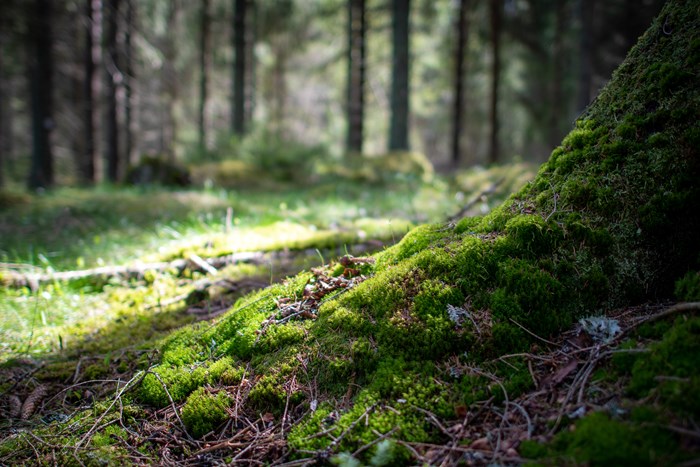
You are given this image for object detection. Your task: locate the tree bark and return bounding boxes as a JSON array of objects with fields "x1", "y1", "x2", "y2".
[
  {"x1": 198, "y1": 0, "x2": 211, "y2": 149},
  {"x1": 232, "y1": 0, "x2": 247, "y2": 136},
  {"x1": 104, "y1": 0, "x2": 120, "y2": 182},
  {"x1": 245, "y1": 0, "x2": 256, "y2": 128},
  {"x1": 346, "y1": 0, "x2": 366, "y2": 155},
  {"x1": 548, "y1": 0, "x2": 567, "y2": 150},
  {"x1": 27, "y1": 0, "x2": 54, "y2": 190},
  {"x1": 488, "y1": 0, "x2": 502, "y2": 165},
  {"x1": 451, "y1": 0, "x2": 470, "y2": 167},
  {"x1": 0, "y1": 27, "x2": 5, "y2": 189},
  {"x1": 577, "y1": 0, "x2": 595, "y2": 113},
  {"x1": 388, "y1": 0, "x2": 410, "y2": 152},
  {"x1": 162, "y1": 0, "x2": 179, "y2": 161},
  {"x1": 124, "y1": 0, "x2": 134, "y2": 167},
  {"x1": 81, "y1": 0, "x2": 97, "y2": 184}
]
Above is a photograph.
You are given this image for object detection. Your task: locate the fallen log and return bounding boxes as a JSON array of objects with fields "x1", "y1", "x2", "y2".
[
  {"x1": 0, "y1": 252, "x2": 266, "y2": 290},
  {"x1": 1, "y1": 241, "x2": 387, "y2": 290}
]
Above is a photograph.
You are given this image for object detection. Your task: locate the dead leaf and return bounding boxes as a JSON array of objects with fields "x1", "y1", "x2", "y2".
[
  {"x1": 470, "y1": 437, "x2": 491, "y2": 451},
  {"x1": 552, "y1": 359, "x2": 579, "y2": 385}
]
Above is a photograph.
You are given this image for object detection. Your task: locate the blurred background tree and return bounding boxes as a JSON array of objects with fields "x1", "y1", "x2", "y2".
[{"x1": 0, "y1": 0, "x2": 664, "y2": 188}]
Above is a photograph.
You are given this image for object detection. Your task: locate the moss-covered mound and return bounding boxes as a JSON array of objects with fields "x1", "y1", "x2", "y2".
[{"x1": 131, "y1": 1, "x2": 699, "y2": 463}]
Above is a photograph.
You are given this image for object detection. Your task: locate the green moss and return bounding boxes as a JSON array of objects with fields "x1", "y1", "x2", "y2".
[
  {"x1": 504, "y1": 215, "x2": 562, "y2": 255},
  {"x1": 92, "y1": 425, "x2": 128, "y2": 448},
  {"x1": 674, "y1": 271, "x2": 700, "y2": 301},
  {"x1": 140, "y1": 364, "x2": 209, "y2": 407},
  {"x1": 522, "y1": 412, "x2": 682, "y2": 466},
  {"x1": 628, "y1": 316, "x2": 700, "y2": 418},
  {"x1": 125, "y1": 2, "x2": 700, "y2": 461},
  {"x1": 181, "y1": 387, "x2": 231, "y2": 438},
  {"x1": 255, "y1": 322, "x2": 308, "y2": 353},
  {"x1": 248, "y1": 374, "x2": 301, "y2": 414}
]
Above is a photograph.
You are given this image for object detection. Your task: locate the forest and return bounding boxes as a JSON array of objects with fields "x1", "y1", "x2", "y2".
[{"x1": 1, "y1": 0, "x2": 699, "y2": 465}]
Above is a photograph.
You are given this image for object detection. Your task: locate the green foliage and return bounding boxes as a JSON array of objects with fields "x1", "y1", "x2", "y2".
[
  {"x1": 319, "y1": 151, "x2": 435, "y2": 184},
  {"x1": 126, "y1": 156, "x2": 191, "y2": 187},
  {"x1": 181, "y1": 387, "x2": 231, "y2": 438}
]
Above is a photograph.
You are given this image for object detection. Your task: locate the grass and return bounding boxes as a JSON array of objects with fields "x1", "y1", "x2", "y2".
[{"x1": 0, "y1": 166, "x2": 535, "y2": 360}]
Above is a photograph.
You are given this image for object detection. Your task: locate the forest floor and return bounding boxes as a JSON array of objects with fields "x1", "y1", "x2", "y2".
[
  {"x1": 0, "y1": 164, "x2": 531, "y2": 360},
  {"x1": 1, "y1": 162, "x2": 697, "y2": 465}
]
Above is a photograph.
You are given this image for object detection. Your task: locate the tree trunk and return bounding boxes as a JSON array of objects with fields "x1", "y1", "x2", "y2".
[
  {"x1": 548, "y1": 0, "x2": 567, "y2": 150},
  {"x1": 346, "y1": 0, "x2": 366, "y2": 155},
  {"x1": 104, "y1": 0, "x2": 120, "y2": 182},
  {"x1": 388, "y1": 0, "x2": 410, "y2": 152},
  {"x1": 451, "y1": 0, "x2": 470, "y2": 167},
  {"x1": 577, "y1": 0, "x2": 595, "y2": 113},
  {"x1": 272, "y1": 44, "x2": 287, "y2": 138},
  {"x1": 162, "y1": 0, "x2": 179, "y2": 161},
  {"x1": 0, "y1": 27, "x2": 5, "y2": 189},
  {"x1": 245, "y1": 0, "x2": 256, "y2": 128},
  {"x1": 487, "y1": 0, "x2": 502, "y2": 165},
  {"x1": 81, "y1": 0, "x2": 96, "y2": 184},
  {"x1": 124, "y1": 0, "x2": 134, "y2": 167},
  {"x1": 232, "y1": 0, "x2": 247, "y2": 136},
  {"x1": 27, "y1": 0, "x2": 54, "y2": 190},
  {"x1": 0, "y1": 27, "x2": 12, "y2": 185},
  {"x1": 198, "y1": 0, "x2": 211, "y2": 149}
]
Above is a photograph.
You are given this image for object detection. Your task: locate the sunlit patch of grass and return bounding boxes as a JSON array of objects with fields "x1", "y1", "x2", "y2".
[{"x1": 0, "y1": 166, "x2": 533, "y2": 363}]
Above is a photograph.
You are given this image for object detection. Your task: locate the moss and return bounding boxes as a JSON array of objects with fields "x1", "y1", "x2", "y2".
[
  {"x1": 674, "y1": 270, "x2": 700, "y2": 301},
  {"x1": 522, "y1": 412, "x2": 682, "y2": 465},
  {"x1": 181, "y1": 387, "x2": 231, "y2": 438},
  {"x1": 628, "y1": 316, "x2": 700, "y2": 418},
  {"x1": 255, "y1": 322, "x2": 308, "y2": 353},
  {"x1": 140, "y1": 364, "x2": 209, "y2": 407},
  {"x1": 126, "y1": 1, "x2": 700, "y2": 461},
  {"x1": 92, "y1": 425, "x2": 128, "y2": 448},
  {"x1": 248, "y1": 374, "x2": 301, "y2": 414},
  {"x1": 83, "y1": 362, "x2": 109, "y2": 380}
]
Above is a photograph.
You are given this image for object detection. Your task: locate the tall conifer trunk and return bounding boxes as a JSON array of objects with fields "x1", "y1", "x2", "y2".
[
  {"x1": 232, "y1": 0, "x2": 247, "y2": 136},
  {"x1": 27, "y1": 0, "x2": 54, "y2": 190},
  {"x1": 104, "y1": 0, "x2": 120, "y2": 182},
  {"x1": 388, "y1": 0, "x2": 410, "y2": 151},
  {"x1": 488, "y1": 0, "x2": 502, "y2": 164},
  {"x1": 346, "y1": 0, "x2": 366, "y2": 155},
  {"x1": 82, "y1": 0, "x2": 96, "y2": 184},
  {"x1": 198, "y1": 0, "x2": 211, "y2": 149},
  {"x1": 451, "y1": 0, "x2": 470, "y2": 167},
  {"x1": 124, "y1": 0, "x2": 134, "y2": 167}
]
